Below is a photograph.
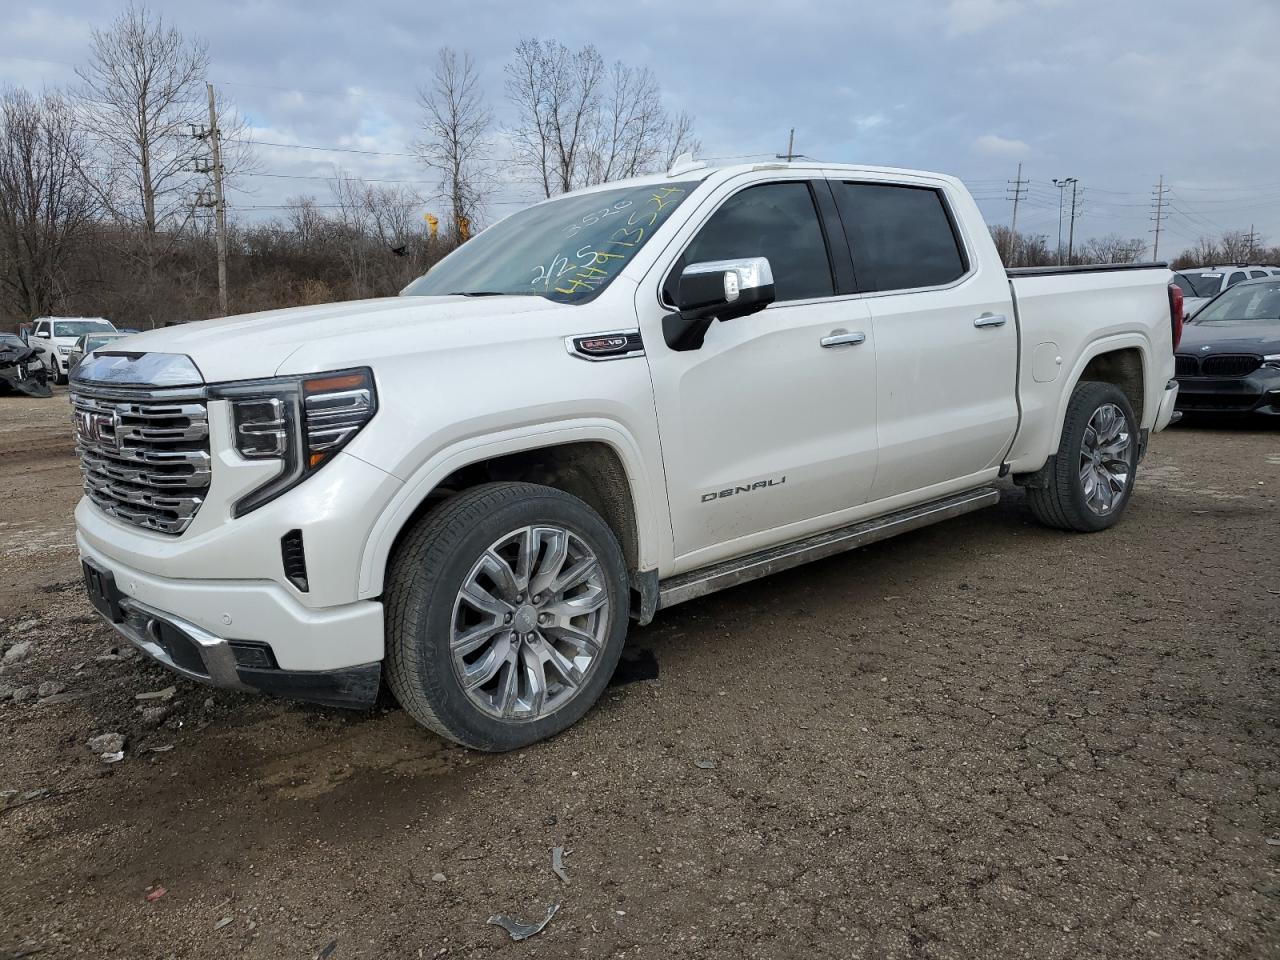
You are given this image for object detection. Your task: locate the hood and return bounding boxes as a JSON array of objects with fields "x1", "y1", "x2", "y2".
[
  {"x1": 99, "y1": 295, "x2": 575, "y2": 384},
  {"x1": 1178, "y1": 318, "x2": 1280, "y2": 356}
]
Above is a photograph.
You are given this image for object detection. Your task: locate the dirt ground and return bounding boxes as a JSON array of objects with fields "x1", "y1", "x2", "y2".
[{"x1": 0, "y1": 387, "x2": 1276, "y2": 960}]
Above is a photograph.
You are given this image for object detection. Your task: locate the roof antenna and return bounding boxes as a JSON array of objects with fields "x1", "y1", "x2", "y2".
[{"x1": 667, "y1": 153, "x2": 707, "y2": 177}]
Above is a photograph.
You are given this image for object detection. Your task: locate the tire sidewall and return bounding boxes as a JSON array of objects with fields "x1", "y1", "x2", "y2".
[
  {"x1": 404, "y1": 490, "x2": 628, "y2": 750},
  {"x1": 1061, "y1": 382, "x2": 1138, "y2": 532}
]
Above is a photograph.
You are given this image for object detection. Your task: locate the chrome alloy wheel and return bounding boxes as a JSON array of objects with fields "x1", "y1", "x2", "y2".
[
  {"x1": 450, "y1": 525, "x2": 610, "y2": 721},
  {"x1": 1079, "y1": 402, "x2": 1132, "y2": 515}
]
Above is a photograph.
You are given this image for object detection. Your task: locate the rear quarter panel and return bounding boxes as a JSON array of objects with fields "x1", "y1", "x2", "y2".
[{"x1": 1005, "y1": 268, "x2": 1174, "y2": 472}]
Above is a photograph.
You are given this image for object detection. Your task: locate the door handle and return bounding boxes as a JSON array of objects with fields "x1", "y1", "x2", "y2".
[
  {"x1": 973, "y1": 314, "x2": 1008, "y2": 329},
  {"x1": 820, "y1": 329, "x2": 867, "y2": 348}
]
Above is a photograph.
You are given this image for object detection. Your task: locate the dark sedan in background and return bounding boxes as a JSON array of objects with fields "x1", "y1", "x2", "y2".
[{"x1": 1174, "y1": 278, "x2": 1280, "y2": 415}]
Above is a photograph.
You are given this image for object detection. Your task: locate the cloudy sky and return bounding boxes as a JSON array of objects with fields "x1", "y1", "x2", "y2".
[{"x1": 4, "y1": 0, "x2": 1277, "y2": 258}]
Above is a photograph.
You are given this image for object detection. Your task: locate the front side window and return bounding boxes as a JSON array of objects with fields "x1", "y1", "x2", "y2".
[
  {"x1": 665, "y1": 181, "x2": 835, "y2": 304},
  {"x1": 402, "y1": 181, "x2": 698, "y2": 304},
  {"x1": 832, "y1": 182, "x2": 968, "y2": 292},
  {"x1": 1227, "y1": 271, "x2": 1247, "y2": 287}
]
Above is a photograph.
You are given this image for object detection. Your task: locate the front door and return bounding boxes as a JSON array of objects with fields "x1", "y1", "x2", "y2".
[{"x1": 637, "y1": 178, "x2": 879, "y2": 569}]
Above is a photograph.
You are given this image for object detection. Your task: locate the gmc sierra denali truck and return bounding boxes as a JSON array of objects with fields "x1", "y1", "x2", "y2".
[{"x1": 71, "y1": 159, "x2": 1183, "y2": 750}]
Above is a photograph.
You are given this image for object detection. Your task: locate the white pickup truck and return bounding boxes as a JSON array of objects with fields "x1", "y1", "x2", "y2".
[{"x1": 71, "y1": 160, "x2": 1183, "y2": 750}]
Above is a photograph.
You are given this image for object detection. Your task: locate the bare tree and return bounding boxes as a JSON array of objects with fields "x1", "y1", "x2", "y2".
[
  {"x1": 74, "y1": 5, "x2": 209, "y2": 242},
  {"x1": 505, "y1": 39, "x2": 602, "y2": 197},
  {"x1": 0, "y1": 87, "x2": 97, "y2": 319},
  {"x1": 505, "y1": 39, "x2": 695, "y2": 196},
  {"x1": 329, "y1": 173, "x2": 424, "y2": 298},
  {"x1": 1217, "y1": 229, "x2": 1253, "y2": 263},
  {"x1": 1081, "y1": 233, "x2": 1146, "y2": 264},
  {"x1": 662, "y1": 109, "x2": 700, "y2": 168},
  {"x1": 416, "y1": 48, "x2": 493, "y2": 242},
  {"x1": 988, "y1": 225, "x2": 1053, "y2": 267}
]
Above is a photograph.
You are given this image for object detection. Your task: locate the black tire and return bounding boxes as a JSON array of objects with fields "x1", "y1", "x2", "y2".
[
  {"x1": 384, "y1": 482, "x2": 629, "y2": 751},
  {"x1": 52, "y1": 359, "x2": 66, "y2": 385},
  {"x1": 1027, "y1": 381, "x2": 1139, "y2": 533}
]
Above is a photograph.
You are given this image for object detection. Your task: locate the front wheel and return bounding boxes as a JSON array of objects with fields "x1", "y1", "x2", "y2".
[
  {"x1": 384, "y1": 482, "x2": 629, "y2": 751},
  {"x1": 1026, "y1": 381, "x2": 1138, "y2": 532}
]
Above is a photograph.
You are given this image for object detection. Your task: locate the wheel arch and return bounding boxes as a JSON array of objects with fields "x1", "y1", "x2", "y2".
[
  {"x1": 1049, "y1": 336, "x2": 1150, "y2": 454},
  {"x1": 359, "y1": 422, "x2": 661, "y2": 601}
]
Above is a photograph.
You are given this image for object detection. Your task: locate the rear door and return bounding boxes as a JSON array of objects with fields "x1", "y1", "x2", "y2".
[{"x1": 827, "y1": 177, "x2": 1018, "y2": 501}]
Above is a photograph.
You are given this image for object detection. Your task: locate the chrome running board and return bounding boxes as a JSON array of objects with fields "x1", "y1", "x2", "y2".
[{"x1": 657, "y1": 486, "x2": 1000, "y2": 610}]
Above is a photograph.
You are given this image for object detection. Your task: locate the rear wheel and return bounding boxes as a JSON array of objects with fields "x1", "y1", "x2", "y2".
[
  {"x1": 384, "y1": 482, "x2": 629, "y2": 751},
  {"x1": 1027, "y1": 381, "x2": 1138, "y2": 532}
]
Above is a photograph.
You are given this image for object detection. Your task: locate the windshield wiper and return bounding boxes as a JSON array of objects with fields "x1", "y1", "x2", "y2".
[{"x1": 448, "y1": 291, "x2": 516, "y2": 297}]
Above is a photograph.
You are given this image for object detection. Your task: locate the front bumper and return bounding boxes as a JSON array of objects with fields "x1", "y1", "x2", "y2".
[
  {"x1": 1175, "y1": 368, "x2": 1280, "y2": 414},
  {"x1": 97, "y1": 589, "x2": 380, "y2": 709},
  {"x1": 78, "y1": 536, "x2": 385, "y2": 708}
]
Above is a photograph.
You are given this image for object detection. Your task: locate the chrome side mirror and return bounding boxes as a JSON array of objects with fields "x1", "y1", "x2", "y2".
[
  {"x1": 664, "y1": 257, "x2": 777, "y2": 351},
  {"x1": 676, "y1": 257, "x2": 775, "y2": 321}
]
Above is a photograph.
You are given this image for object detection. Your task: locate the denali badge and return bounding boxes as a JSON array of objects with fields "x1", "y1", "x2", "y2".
[
  {"x1": 565, "y1": 329, "x2": 644, "y2": 362},
  {"x1": 701, "y1": 476, "x2": 786, "y2": 503}
]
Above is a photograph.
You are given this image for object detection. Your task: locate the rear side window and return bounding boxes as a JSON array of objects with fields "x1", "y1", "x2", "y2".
[
  {"x1": 666, "y1": 181, "x2": 835, "y2": 303},
  {"x1": 832, "y1": 182, "x2": 968, "y2": 292},
  {"x1": 1250, "y1": 270, "x2": 1268, "y2": 279}
]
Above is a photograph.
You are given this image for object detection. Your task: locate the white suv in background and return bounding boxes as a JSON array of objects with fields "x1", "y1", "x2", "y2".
[
  {"x1": 27, "y1": 317, "x2": 117, "y2": 384},
  {"x1": 1174, "y1": 265, "x2": 1280, "y2": 316}
]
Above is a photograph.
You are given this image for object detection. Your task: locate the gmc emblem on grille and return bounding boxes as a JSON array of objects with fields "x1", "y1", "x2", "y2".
[{"x1": 76, "y1": 410, "x2": 119, "y2": 449}]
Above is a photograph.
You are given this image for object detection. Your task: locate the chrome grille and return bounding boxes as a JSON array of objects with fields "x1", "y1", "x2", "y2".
[{"x1": 71, "y1": 389, "x2": 211, "y2": 535}]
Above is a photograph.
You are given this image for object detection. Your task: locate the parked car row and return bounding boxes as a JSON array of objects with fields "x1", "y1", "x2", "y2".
[
  {"x1": 1, "y1": 318, "x2": 138, "y2": 395},
  {"x1": 1172, "y1": 264, "x2": 1280, "y2": 317}
]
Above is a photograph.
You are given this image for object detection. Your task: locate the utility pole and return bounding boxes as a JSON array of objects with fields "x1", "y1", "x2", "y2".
[
  {"x1": 205, "y1": 82, "x2": 228, "y2": 317},
  {"x1": 1052, "y1": 177, "x2": 1076, "y2": 265},
  {"x1": 1066, "y1": 181, "x2": 1082, "y2": 263},
  {"x1": 1149, "y1": 175, "x2": 1170, "y2": 261},
  {"x1": 1244, "y1": 224, "x2": 1259, "y2": 260},
  {"x1": 778, "y1": 128, "x2": 797, "y2": 162},
  {"x1": 1005, "y1": 162, "x2": 1028, "y2": 264}
]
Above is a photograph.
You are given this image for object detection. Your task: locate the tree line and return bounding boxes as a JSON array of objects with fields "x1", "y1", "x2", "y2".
[
  {"x1": 0, "y1": 5, "x2": 697, "y2": 329},
  {"x1": 1, "y1": 3, "x2": 1273, "y2": 331}
]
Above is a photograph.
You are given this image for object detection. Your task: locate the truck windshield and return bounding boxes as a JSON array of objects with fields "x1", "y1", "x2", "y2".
[
  {"x1": 52, "y1": 320, "x2": 113, "y2": 337},
  {"x1": 401, "y1": 181, "x2": 698, "y2": 303},
  {"x1": 1192, "y1": 280, "x2": 1280, "y2": 324}
]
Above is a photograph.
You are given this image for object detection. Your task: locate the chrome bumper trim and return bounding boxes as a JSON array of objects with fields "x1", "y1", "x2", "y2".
[{"x1": 100, "y1": 597, "x2": 251, "y2": 691}]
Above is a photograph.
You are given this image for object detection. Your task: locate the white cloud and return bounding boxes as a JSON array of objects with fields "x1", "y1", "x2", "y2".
[
  {"x1": 972, "y1": 134, "x2": 1031, "y2": 158},
  {"x1": 944, "y1": 0, "x2": 1063, "y2": 38}
]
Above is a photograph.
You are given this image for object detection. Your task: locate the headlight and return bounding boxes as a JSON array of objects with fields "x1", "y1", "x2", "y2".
[
  {"x1": 211, "y1": 367, "x2": 377, "y2": 517},
  {"x1": 57, "y1": 344, "x2": 73, "y2": 355},
  {"x1": 1263, "y1": 354, "x2": 1280, "y2": 369}
]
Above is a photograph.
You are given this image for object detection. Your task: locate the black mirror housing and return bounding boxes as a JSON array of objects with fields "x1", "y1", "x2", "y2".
[{"x1": 664, "y1": 257, "x2": 776, "y2": 351}]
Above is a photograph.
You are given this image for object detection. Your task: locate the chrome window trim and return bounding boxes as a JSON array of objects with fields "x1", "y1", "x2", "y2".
[{"x1": 825, "y1": 176, "x2": 977, "y2": 300}]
